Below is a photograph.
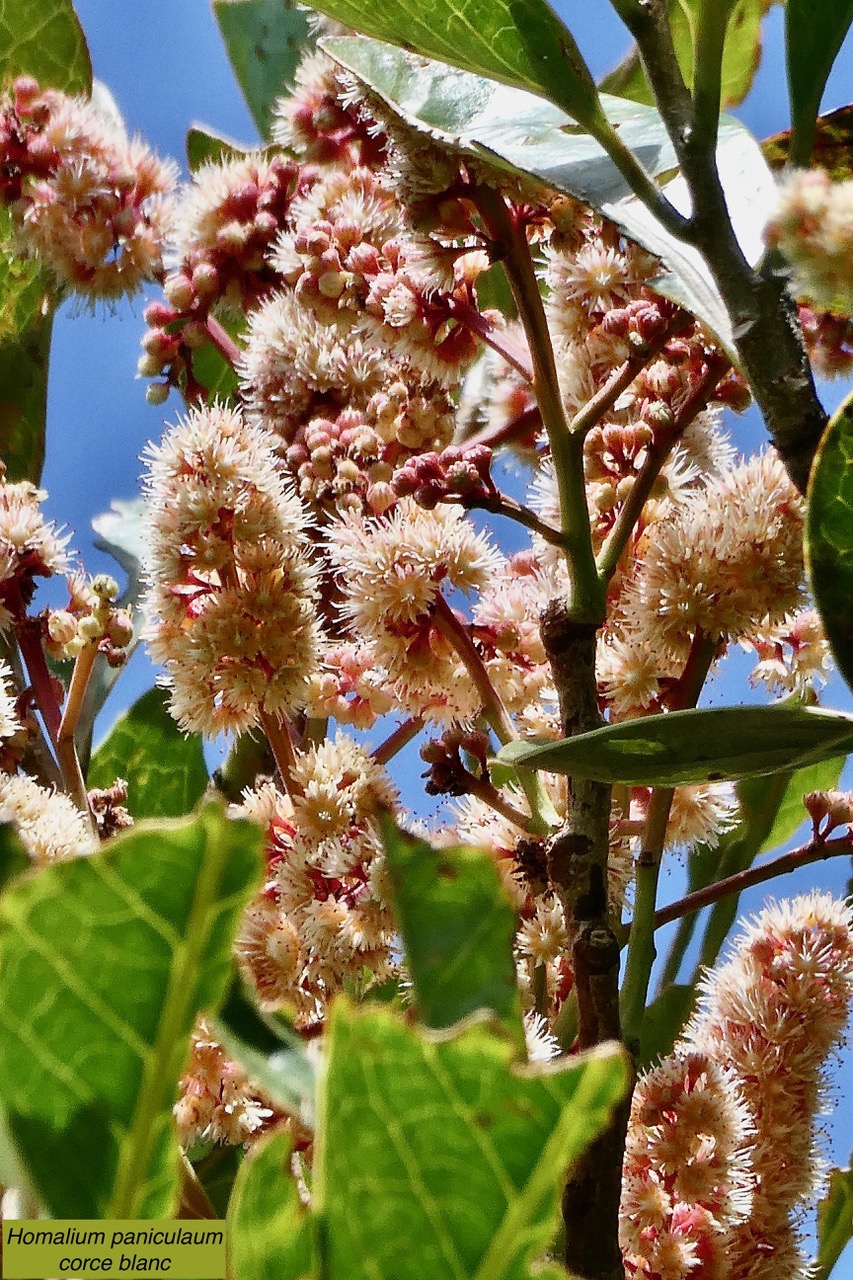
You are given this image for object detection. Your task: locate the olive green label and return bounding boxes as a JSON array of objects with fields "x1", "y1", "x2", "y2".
[{"x1": 2, "y1": 1220, "x2": 227, "y2": 1278}]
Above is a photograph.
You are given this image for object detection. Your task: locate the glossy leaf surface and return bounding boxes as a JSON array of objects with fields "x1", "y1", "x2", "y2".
[
  {"x1": 498, "y1": 705, "x2": 853, "y2": 786},
  {"x1": 807, "y1": 389, "x2": 853, "y2": 697},
  {"x1": 0, "y1": 804, "x2": 262, "y2": 1217},
  {"x1": 323, "y1": 36, "x2": 775, "y2": 355},
  {"x1": 213, "y1": 0, "x2": 311, "y2": 137},
  {"x1": 313, "y1": 0, "x2": 600, "y2": 125},
  {"x1": 87, "y1": 686, "x2": 209, "y2": 820},
  {"x1": 786, "y1": 0, "x2": 853, "y2": 164}
]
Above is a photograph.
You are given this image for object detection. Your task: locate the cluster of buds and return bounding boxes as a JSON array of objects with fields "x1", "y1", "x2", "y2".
[
  {"x1": 305, "y1": 642, "x2": 393, "y2": 730},
  {"x1": 392, "y1": 444, "x2": 496, "y2": 509},
  {"x1": 420, "y1": 726, "x2": 490, "y2": 796},
  {"x1": 279, "y1": 381, "x2": 456, "y2": 515},
  {"x1": 270, "y1": 164, "x2": 488, "y2": 386},
  {"x1": 0, "y1": 76, "x2": 175, "y2": 302},
  {"x1": 803, "y1": 788, "x2": 853, "y2": 840},
  {"x1": 45, "y1": 573, "x2": 132, "y2": 667},
  {"x1": 234, "y1": 737, "x2": 398, "y2": 1025},
  {"x1": 271, "y1": 49, "x2": 388, "y2": 169},
  {"x1": 139, "y1": 152, "x2": 304, "y2": 401}
]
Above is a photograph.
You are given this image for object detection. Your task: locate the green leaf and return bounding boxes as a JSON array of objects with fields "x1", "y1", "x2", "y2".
[
  {"x1": 763, "y1": 104, "x2": 853, "y2": 181},
  {"x1": 212, "y1": 983, "x2": 316, "y2": 1123},
  {"x1": 323, "y1": 37, "x2": 680, "y2": 205},
  {"x1": 191, "y1": 332, "x2": 240, "y2": 404},
  {"x1": 322, "y1": 37, "x2": 774, "y2": 357},
  {"x1": 497, "y1": 705, "x2": 853, "y2": 787},
  {"x1": 0, "y1": 0, "x2": 91, "y2": 95},
  {"x1": 0, "y1": 213, "x2": 55, "y2": 484},
  {"x1": 87, "y1": 686, "x2": 209, "y2": 820},
  {"x1": 91, "y1": 496, "x2": 147, "y2": 586},
  {"x1": 318, "y1": 1001, "x2": 628, "y2": 1280},
  {"x1": 816, "y1": 1163, "x2": 853, "y2": 1280},
  {"x1": 313, "y1": 0, "x2": 601, "y2": 126},
  {"x1": 0, "y1": 802, "x2": 263, "y2": 1217},
  {"x1": 602, "y1": 0, "x2": 764, "y2": 110},
  {"x1": 638, "y1": 984, "x2": 694, "y2": 1067},
  {"x1": 739, "y1": 755, "x2": 845, "y2": 854},
  {"x1": 78, "y1": 498, "x2": 149, "y2": 763},
  {"x1": 0, "y1": 822, "x2": 30, "y2": 895},
  {"x1": 186, "y1": 124, "x2": 252, "y2": 172},
  {"x1": 786, "y1": 0, "x2": 853, "y2": 165},
  {"x1": 228, "y1": 1131, "x2": 315, "y2": 1280},
  {"x1": 808, "y1": 389, "x2": 853, "y2": 697},
  {"x1": 192, "y1": 1142, "x2": 244, "y2": 1218},
  {"x1": 213, "y1": 0, "x2": 311, "y2": 139},
  {"x1": 379, "y1": 815, "x2": 523, "y2": 1043},
  {"x1": 659, "y1": 765, "x2": 808, "y2": 989}
]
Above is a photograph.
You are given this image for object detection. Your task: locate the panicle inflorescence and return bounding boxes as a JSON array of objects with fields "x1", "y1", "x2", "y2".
[
  {"x1": 622, "y1": 894, "x2": 853, "y2": 1280},
  {"x1": 0, "y1": 76, "x2": 175, "y2": 302},
  {"x1": 141, "y1": 402, "x2": 322, "y2": 735},
  {"x1": 234, "y1": 735, "x2": 398, "y2": 1024}
]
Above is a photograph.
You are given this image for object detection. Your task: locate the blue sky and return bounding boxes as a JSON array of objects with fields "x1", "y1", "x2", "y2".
[{"x1": 36, "y1": 1, "x2": 853, "y2": 1245}]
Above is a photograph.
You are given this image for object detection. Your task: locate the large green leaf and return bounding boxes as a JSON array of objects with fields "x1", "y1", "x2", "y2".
[
  {"x1": 0, "y1": 0, "x2": 91, "y2": 95},
  {"x1": 602, "y1": 0, "x2": 764, "y2": 110},
  {"x1": 313, "y1": 0, "x2": 601, "y2": 126},
  {"x1": 808, "y1": 390, "x2": 853, "y2": 697},
  {"x1": 497, "y1": 705, "x2": 853, "y2": 786},
  {"x1": 0, "y1": 209, "x2": 55, "y2": 484},
  {"x1": 380, "y1": 816, "x2": 523, "y2": 1042},
  {"x1": 87, "y1": 686, "x2": 209, "y2": 819},
  {"x1": 316, "y1": 1001, "x2": 628, "y2": 1280},
  {"x1": 322, "y1": 37, "x2": 774, "y2": 357},
  {"x1": 786, "y1": 0, "x2": 853, "y2": 165},
  {"x1": 816, "y1": 1163, "x2": 853, "y2": 1280},
  {"x1": 213, "y1": 0, "x2": 311, "y2": 139},
  {"x1": 0, "y1": 803, "x2": 262, "y2": 1217},
  {"x1": 228, "y1": 1131, "x2": 315, "y2": 1280},
  {"x1": 323, "y1": 37, "x2": 680, "y2": 206}
]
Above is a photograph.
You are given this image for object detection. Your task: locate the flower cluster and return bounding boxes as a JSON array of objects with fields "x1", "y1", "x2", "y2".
[
  {"x1": 233, "y1": 736, "x2": 398, "y2": 1024},
  {"x1": 766, "y1": 169, "x2": 853, "y2": 317},
  {"x1": 0, "y1": 76, "x2": 175, "y2": 302},
  {"x1": 624, "y1": 895, "x2": 853, "y2": 1280},
  {"x1": 142, "y1": 402, "x2": 321, "y2": 736}
]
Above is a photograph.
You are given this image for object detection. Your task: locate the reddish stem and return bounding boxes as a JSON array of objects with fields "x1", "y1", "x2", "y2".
[
  {"x1": 654, "y1": 832, "x2": 853, "y2": 929},
  {"x1": 205, "y1": 314, "x2": 243, "y2": 369},
  {"x1": 448, "y1": 299, "x2": 534, "y2": 382}
]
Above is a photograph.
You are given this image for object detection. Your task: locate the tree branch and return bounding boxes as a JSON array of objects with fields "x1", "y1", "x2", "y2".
[{"x1": 655, "y1": 832, "x2": 853, "y2": 929}]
